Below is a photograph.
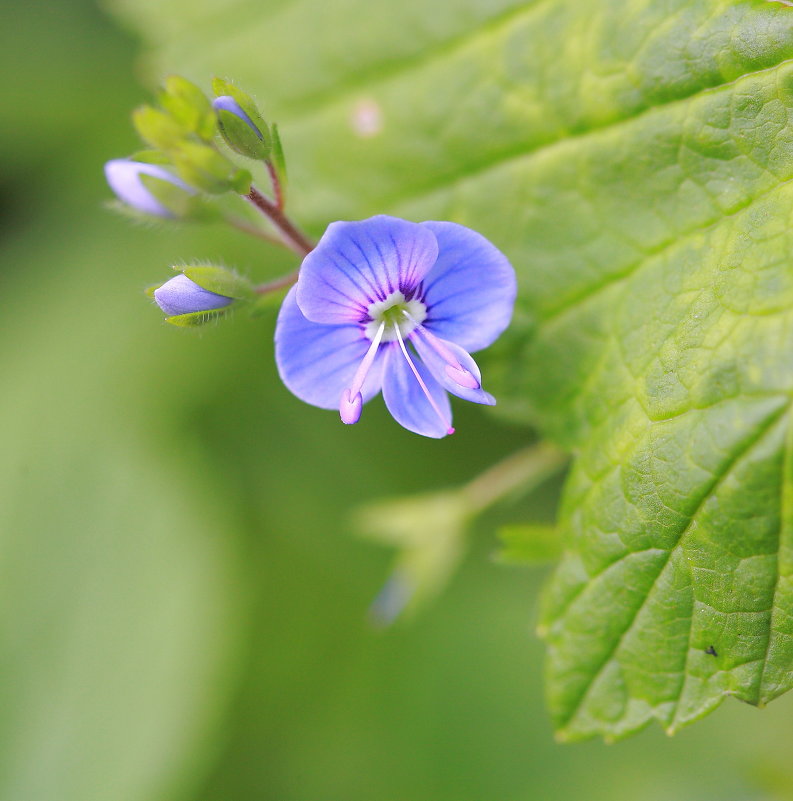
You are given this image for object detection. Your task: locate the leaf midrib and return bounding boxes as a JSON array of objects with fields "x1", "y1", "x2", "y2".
[{"x1": 554, "y1": 400, "x2": 790, "y2": 733}]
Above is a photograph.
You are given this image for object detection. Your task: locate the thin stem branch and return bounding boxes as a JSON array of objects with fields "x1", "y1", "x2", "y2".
[
  {"x1": 265, "y1": 160, "x2": 284, "y2": 210},
  {"x1": 245, "y1": 185, "x2": 313, "y2": 256},
  {"x1": 463, "y1": 441, "x2": 568, "y2": 514},
  {"x1": 253, "y1": 270, "x2": 299, "y2": 295},
  {"x1": 226, "y1": 216, "x2": 286, "y2": 249}
]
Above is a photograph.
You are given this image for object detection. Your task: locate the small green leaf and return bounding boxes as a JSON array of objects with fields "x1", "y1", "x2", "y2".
[{"x1": 270, "y1": 123, "x2": 288, "y2": 198}]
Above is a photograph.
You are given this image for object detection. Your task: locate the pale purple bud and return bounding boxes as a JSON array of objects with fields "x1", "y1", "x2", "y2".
[
  {"x1": 104, "y1": 159, "x2": 193, "y2": 218},
  {"x1": 212, "y1": 96, "x2": 263, "y2": 139},
  {"x1": 153, "y1": 274, "x2": 234, "y2": 316}
]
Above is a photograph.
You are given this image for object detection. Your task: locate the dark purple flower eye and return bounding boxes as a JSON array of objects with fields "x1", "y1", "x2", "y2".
[{"x1": 275, "y1": 215, "x2": 516, "y2": 438}]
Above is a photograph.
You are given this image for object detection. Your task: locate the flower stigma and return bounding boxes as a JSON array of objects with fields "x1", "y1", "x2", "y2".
[{"x1": 365, "y1": 291, "x2": 426, "y2": 341}]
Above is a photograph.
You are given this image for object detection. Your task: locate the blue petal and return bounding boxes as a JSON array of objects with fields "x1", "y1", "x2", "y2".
[
  {"x1": 296, "y1": 216, "x2": 439, "y2": 325},
  {"x1": 419, "y1": 222, "x2": 516, "y2": 352},
  {"x1": 275, "y1": 287, "x2": 385, "y2": 410},
  {"x1": 154, "y1": 274, "x2": 233, "y2": 316},
  {"x1": 381, "y1": 345, "x2": 452, "y2": 439},
  {"x1": 410, "y1": 333, "x2": 495, "y2": 406},
  {"x1": 104, "y1": 159, "x2": 191, "y2": 218}
]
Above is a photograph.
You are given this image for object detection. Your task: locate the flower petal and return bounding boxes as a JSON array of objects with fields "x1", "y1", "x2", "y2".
[
  {"x1": 153, "y1": 274, "x2": 233, "y2": 316},
  {"x1": 419, "y1": 221, "x2": 516, "y2": 352},
  {"x1": 410, "y1": 333, "x2": 495, "y2": 406},
  {"x1": 297, "y1": 215, "x2": 439, "y2": 324},
  {"x1": 104, "y1": 159, "x2": 191, "y2": 218},
  {"x1": 275, "y1": 287, "x2": 384, "y2": 410},
  {"x1": 381, "y1": 344, "x2": 452, "y2": 439}
]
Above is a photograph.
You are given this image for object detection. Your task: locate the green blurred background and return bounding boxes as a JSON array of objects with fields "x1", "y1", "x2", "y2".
[{"x1": 3, "y1": 1, "x2": 793, "y2": 800}]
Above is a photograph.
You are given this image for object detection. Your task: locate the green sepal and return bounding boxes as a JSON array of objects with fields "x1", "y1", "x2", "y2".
[
  {"x1": 270, "y1": 123, "x2": 287, "y2": 200},
  {"x1": 143, "y1": 283, "x2": 159, "y2": 298},
  {"x1": 170, "y1": 142, "x2": 249, "y2": 194},
  {"x1": 158, "y1": 75, "x2": 216, "y2": 142},
  {"x1": 216, "y1": 108, "x2": 270, "y2": 160},
  {"x1": 212, "y1": 77, "x2": 270, "y2": 146},
  {"x1": 164, "y1": 308, "x2": 231, "y2": 327},
  {"x1": 138, "y1": 173, "x2": 220, "y2": 222},
  {"x1": 129, "y1": 149, "x2": 171, "y2": 165},
  {"x1": 132, "y1": 105, "x2": 187, "y2": 150},
  {"x1": 496, "y1": 524, "x2": 562, "y2": 566},
  {"x1": 179, "y1": 265, "x2": 254, "y2": 299}
]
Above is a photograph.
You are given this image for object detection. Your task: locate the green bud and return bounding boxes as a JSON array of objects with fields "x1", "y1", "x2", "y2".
[
  {"x1": 132, "y1": 105, "x2": 187, "y2": 150},
  {"x1": 158, "y1": 75, "x2": 216, "y2": 142},
  {"x1": 214, "y1": 102, "x2": 270, "y2": 160},
  {"x1": 212, "y1": 78, "x2": 270, "y2": 146},
  {"x1": 171, "y1": 141, "x2": 251, "y2": 194}
]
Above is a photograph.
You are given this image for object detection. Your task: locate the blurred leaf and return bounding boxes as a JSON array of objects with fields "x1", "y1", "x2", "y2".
[
  {"x1": 133, "y1": 104, "x2": 187, "y2": 150},
  {"x1": 106, "y1": 0, "x2": 793, "y2": 739},
  {"x1": 497, "y1": 524, "x2": 561, "y2": 566}
]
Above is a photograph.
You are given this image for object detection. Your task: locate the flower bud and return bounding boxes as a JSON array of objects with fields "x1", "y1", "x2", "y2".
[
  {"x1": 213, "y1": 95, "x2": 270, "y2": 160},
  {"x1": 104, "y1": 158, "x2": 195, "y2": 218},
  {"x1": 153, "y1": 274, "x2": 234, "y2": 318}
]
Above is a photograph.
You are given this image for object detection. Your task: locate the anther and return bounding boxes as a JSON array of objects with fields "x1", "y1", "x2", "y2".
[
  {"x1": 339, "y1": 321, "x2": 385, "y2": 425},
  {"x1": 403, "y1": 313, "x2": 480, "y2": 390}
]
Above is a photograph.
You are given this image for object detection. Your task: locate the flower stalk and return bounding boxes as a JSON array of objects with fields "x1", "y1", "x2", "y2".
[{"x1": 245, "y1": 185, "x2": 313, "y2": 256}]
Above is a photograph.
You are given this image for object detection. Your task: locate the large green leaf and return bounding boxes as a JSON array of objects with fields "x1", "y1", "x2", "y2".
[{"x1": 107, "y1": 0, "x2": 793, "y2": 738}]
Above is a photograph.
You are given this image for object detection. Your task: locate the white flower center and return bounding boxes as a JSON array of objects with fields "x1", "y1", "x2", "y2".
[{"x1": 364, "y1": 291, "x2": 427, "y2": 342}]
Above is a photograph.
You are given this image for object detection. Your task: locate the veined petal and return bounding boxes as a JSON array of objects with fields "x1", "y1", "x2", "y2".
[
  {"x1": 297, "y1": 216, "x2": 439, "y2": 324},
  {"x1": 382, "y1": 345, "x2": 452, "y2": 439},
  {"x1": 275, "y1": 287, "x2": 384, "y2": 410},
  {"x1": 419, "y1": 221, "x2": 516, "y2": 352},
  {"x1": 411, "y1": 334, "x2": 495, "y2": 406}
]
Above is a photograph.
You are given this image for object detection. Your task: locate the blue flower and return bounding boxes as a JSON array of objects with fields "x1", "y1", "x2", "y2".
[
  {"x1": 275, "y1": 215, "x2": 516, "y2": 438},
  {"x1": 154, "y1": 274, "x2": 234, "y2": 316}
]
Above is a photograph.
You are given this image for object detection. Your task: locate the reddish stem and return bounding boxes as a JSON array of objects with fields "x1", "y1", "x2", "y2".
[
  {"x1": 253, "y1": 270, "x2": 299, "y2": 295},
  {"x1": 265, "y1": 160, "x2": 284, "y2": 210},
  {"x1": 245, "y1": 186, "x2": 313, "y2": 257}
]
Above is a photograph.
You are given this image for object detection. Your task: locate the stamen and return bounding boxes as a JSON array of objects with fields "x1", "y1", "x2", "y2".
[
  {"x1": 340, "y1": 321, "x2": 385, "y2": 425},
  {"x1": 393, "y1": 323, "x2": 455, "y2": 436},
  {"x1": 403, "y1": 313, "x2": 480, "y2": 390}
]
